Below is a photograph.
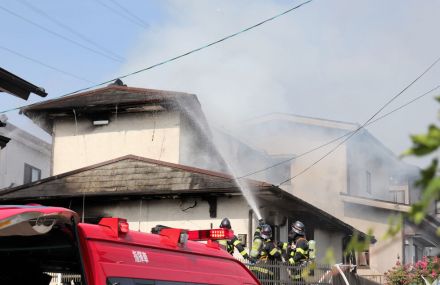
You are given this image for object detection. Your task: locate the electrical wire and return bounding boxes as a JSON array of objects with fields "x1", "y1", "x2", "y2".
[
  {"x1": 0, "y1": 0, "x2": 313, "y2": 115},
  {"x1": 276, "y1": 53, "x2": 440, "y2": 186},
  {"x1": 108, "y1": 0, "x2": 149, "y2": 28},
  {"x1": 0, "y1": 46, "x2": 95, "y2": 84},
  {"x1": 19, "y1": 0, "x2": 125, "y2": 61},
  {"x1": 95, "y1": 0, "x2": 148, "y2": 29},
  {"x1": 237, "y1": 84, "x2": 440, "y2": 180},
  {"x1": 0, "y1": 4, "x2": 122, "y2": 63}
]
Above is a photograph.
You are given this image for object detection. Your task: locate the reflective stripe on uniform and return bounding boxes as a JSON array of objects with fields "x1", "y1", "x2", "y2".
[
  {"x1": 296, "y1": 248, "x2": 307, "y2": 255},
  {"x1": 233, "y1": 239, "x2": 241, "y2": 246},
  {"x1": 269, "y1": 248, "x2": 279, "y2": 256},
  {"x1": 250, "y1": 238, "x2": 263, "y2": 258}
]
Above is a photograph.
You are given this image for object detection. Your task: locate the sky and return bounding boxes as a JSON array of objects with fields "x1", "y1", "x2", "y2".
[{"x1": 1, "y1": 0, "x2": 440, "y2": 168}]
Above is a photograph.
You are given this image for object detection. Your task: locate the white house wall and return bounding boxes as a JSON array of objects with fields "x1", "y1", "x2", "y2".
[
  {"x1": 0, "y1": 124, "x2": 50, "y2": 188},
  {"x1": 52, "y1": 112, "x2": 181, "y2": 174},
  {"x1": 78, "y1": 195, "x2": 352, "y2": 261}
]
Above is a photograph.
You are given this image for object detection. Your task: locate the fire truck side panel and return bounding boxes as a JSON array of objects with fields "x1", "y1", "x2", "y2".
[{"x1": 78, "y1": 223, "x2": 259, "y2": 285}]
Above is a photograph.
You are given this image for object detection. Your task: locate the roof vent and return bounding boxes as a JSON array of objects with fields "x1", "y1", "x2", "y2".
[{"x1": 109, "y1": 78, "x2": 126, "y2": 87}]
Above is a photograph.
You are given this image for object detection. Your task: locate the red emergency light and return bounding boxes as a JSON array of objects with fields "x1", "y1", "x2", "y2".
[
  {"x1": 187, "y1": 228, "x2": 234, "y2": 241},
  {"x1": 98, "y1": 217, "x2": 129, "y2": 237}
]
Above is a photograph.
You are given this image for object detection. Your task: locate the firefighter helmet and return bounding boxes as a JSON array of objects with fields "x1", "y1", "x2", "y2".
[
  {"x1": 291, "y1": 220, "x2": 305, "y2": 236},
  {"x1": 220, "y1": 218, "x2": 231, "y2": 229},
  {"x1": 260, "y1": 224, "x2": 272, "y2": 239}
]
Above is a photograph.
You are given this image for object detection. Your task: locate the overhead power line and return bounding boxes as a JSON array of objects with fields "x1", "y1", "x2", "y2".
[
  {"x1": 95, "y1": 0, "x2": 148, "y2": 29},
  {"x1": 276, "y1": 55, "x2": 440, "y2": 186},
  {"x1": 0, "y1": 0, "x2": 313, "y2": 115},
  {"x1": 237, "y1": 84, "x2": 440, "y2": 180},
  {"x1": 19, "y1": 0, "x2": 125, "y2": 61},
  {"x1": 108, "y1": 0, "x2": 149, "y2": 28},
  {"x1": 0, "y1": 46, "x2": 95, "y2": 84},
  {"x1": 0, "y1": 5, "x2": 122, "y2": 63}
]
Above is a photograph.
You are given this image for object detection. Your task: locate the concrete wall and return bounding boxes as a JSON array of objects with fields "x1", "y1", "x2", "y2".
[
  {"x1": 0, "y1": 124, "x2": 51, "y2": 188},
  {"x1": 52, "y1": 112, "x2": 181, "y2": 174}
]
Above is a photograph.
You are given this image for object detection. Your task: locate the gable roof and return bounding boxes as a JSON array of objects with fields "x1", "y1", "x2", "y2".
[
  {"x1": 0, "y1": 155, "x2": 271, "y2": 200},
  {"x1": 20, "y1": 84, "x2": 205, "y2": 133},
  {"x1": 0, "y1": 154, "x2": 366, "y2": 237}
]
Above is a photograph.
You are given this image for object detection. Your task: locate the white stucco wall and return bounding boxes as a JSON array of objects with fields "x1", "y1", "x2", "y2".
[
  {"x1": 82, "y1": 196, "x2": 252, "y2": 259},
  {"x1": 52, "y1": 112, "x2": 181, "y2": 174},
  {"x1": 0, "y1": 124, "x2": 51, "y2": 189}
]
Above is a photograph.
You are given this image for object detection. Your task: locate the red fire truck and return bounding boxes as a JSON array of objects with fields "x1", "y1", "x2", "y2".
[{"x1": 0, "y1": 205, "x2": 260, "y2": 285}]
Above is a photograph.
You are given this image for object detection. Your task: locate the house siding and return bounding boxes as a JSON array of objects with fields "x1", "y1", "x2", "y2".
[
  {"x1": 52, "y1": 112, "x2": 181, "y2": 174},
  {"x1": 0, "y1": 124, "x2": 50, "y2": 188}
]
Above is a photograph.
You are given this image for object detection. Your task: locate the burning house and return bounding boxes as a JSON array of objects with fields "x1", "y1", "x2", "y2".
[
  {"x1": 231, "y1": 113, "x2": 440, "y2": 275},
  {"x1": 0, "y1": 81, "x2": 368, "y2": 266}
]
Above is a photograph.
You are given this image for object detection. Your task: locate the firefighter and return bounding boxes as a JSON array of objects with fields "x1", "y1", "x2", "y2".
[
  {"x1": 218, "y1": 218, "x2": 250, "y2": 260},
  {"x1": 285, "y1": 220, "x2": 311, "y2": 283},
  {"x1": 250, "y1": 222, "x2": 282, "y2": 262},
  {"x1": 248, "y1": 222, "x2": 283, "y2": 280},
  {"x1": 287, "y1": 220, "x2": 309, "y2": 265}
]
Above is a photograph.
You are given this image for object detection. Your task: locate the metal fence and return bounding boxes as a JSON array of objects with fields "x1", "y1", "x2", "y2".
[{"x1": 240, "y1": 260, "x2": 381, "y2": 285}]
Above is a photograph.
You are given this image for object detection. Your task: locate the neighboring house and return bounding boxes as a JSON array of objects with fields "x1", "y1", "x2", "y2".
[
  {"x1": 0, "y1": 122, "x2": 51, "y2": 189},
  {"x1": 231, "y1": 113, "x2": 439, "y2": 276},
  {"x1": 9, "y1": 82, "x2": 368, "y2": 265}
]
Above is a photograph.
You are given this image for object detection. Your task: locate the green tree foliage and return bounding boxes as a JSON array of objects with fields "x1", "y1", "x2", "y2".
[{"x1": 404, "y1": 97, "x2": 440, "y2": 231}]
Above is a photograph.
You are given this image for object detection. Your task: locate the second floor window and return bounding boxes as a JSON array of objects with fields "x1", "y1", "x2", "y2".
[{"x1": 24, "y1": 163, "x2": 41, "y2": 184}]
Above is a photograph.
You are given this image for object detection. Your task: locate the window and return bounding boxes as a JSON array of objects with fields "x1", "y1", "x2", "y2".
[
  {"x1": 24, "y1": 163, "x2": 41, "y2": 184},
  {"x1": 357, "y1": 249, "x2": 370, "y2": 268},
  {"x1": 435, "y1": 200, "x2": 440, "y2": 215},
  {"x1": 366, "y1": 171, "x2": 371, "y2": 194}
]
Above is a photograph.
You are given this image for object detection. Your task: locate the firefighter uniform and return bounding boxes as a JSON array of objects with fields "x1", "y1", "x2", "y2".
[
  {"x1": 287, "y1": 237, "x2": 309, "y2": 265},
  {"x1": 218, "y1": 235, "x2": 249, "y2": 259},
  {"x1": 250, "y1": 225, "x2": 282, "y2": 262},
  {"x1": 286, "y1": 221, "x2": 311, "y2": 283},
  {"x1": 218, "y1": 218, "x2": 249, "y2": 260}
]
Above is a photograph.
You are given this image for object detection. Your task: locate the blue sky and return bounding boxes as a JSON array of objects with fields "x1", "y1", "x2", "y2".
[{"x1": 1, "y1": 0, "x2": 440, "y2": 167}]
